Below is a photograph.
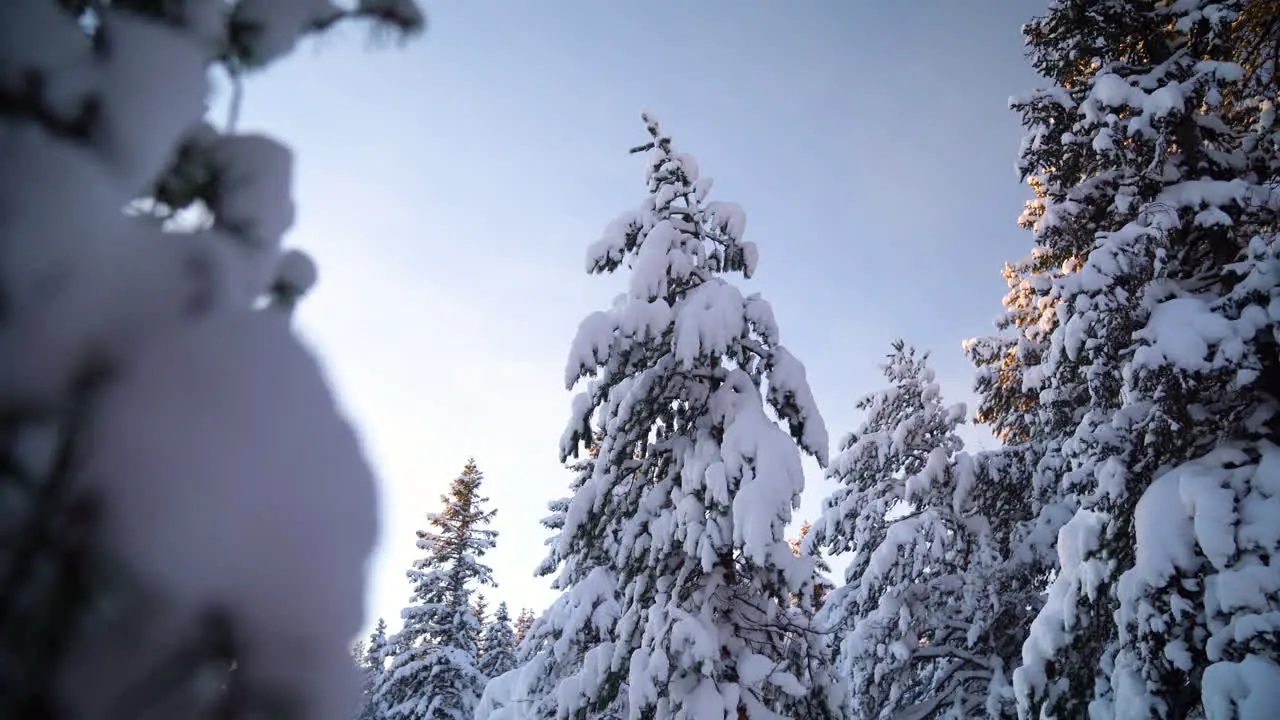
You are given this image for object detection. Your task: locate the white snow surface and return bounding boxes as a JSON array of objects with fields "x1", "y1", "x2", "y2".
[
  {"x1": 475, "y1": 668, "x2": 525, "y2": 720},
  {"x1": 1113, "y1": 442, "x2": 1280, "y2": 700},
  {"x1": 674, "y1": 281, "x2": 747, "y2": 367},
  {"x1": 207, "y1": 134, "x2": 297, "y2": 297},
  {"x1": 1203, "y1": 656, "x2": 1280, "y2": 720},
  {"x1": 94, "y1": 13, "x2": 212, "y2": 193},
  {"x1": 274, "y1": 247, "x2": 320, "y2": 298},
  {"x1": 234, "y1": 0, "x2": 343, "y2": 65},
  {"x1": 717, "y1": 370, "x2": 809, "y2": 579},
  {"x1": 1132, "y1": 296, "x2": 1245, "y2": 374},
  {"x1": 482, "y1": 567, "x2": 624, "y2": 720},
  {"x1": 1014, "y1": 509, "x2": 1110, "y2": 713},
  {"x1": 63, "y1": 312, "x2": 376, "y2": 718}
]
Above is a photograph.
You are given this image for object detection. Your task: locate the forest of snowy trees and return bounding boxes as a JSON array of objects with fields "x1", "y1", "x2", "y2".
[{"x1": 1, "y1": 0, "x2": 1278, "y2": 719}]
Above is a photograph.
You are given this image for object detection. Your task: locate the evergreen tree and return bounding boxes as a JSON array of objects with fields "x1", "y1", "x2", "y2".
[
  {"x1": 513, "y1": 608, "x2": 536, "y2": 646},
  {"x1": 380, "y1": 459, "x2": 498, "y2": 720},
  {"x1": 973, "y1": 2, "x2": 1280, "y2": 716},
  {"x1": 545, "y1": 113, "x2": 841, "y2": 719},
  {"x1": 479, "y1": 602, "x2": 519, "y2": 681},
  {"x1": 357, "y1": 619, "x2": 390, "y2": 720},
  {"x1": 371, "y1": 623, "x2": 410, "y2": 720},
  {"x1": 505, "y1": 434, "x2": 628, "y2": 719},
  {"x1": 808, "y1": 343, "x2": 1022, "y2": 719},
  {"x1": 473, "y1": 592, "x2": 491, "y2": 651}
]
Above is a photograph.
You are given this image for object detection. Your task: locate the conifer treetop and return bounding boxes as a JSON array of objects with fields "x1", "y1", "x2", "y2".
[
  {"x1": 418, "y1": 457, "x2": 498, "y2": 597},
  {"x1": 563, "y1": 114, "x2": 828, "y2": 469},
  {"x1": 478, "y1": 601, "x2": 519, "y2": 682},
  {"x1": 379, "y1": 459, "x2": 497, "y2": 720}
]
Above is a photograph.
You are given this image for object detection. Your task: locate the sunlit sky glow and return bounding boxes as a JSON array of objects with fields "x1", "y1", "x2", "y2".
[{"x1": 230, "y1": 1, "x2": 1046, "y2": 633}]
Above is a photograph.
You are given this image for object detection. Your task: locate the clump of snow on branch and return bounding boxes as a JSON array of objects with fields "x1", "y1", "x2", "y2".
[{"x1": 62, "y1": 313, "x2": 377, "y2": 718}]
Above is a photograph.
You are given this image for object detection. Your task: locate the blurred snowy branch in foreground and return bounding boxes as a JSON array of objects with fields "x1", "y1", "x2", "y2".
[{"x1": 0, "y1": 1, "x2": 422, "y2": 717}]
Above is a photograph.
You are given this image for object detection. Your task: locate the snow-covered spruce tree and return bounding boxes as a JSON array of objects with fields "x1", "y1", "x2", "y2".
[
  {"x1": 354, "y1": 639, "x2": 368, "y2": 665},
  {"x1": 381, "y1": 459, "x2": 498, "y2": 720},
  {"x1": 356, "y1": 618, "x2": 391, "y2": 720},
  {"x1": 551, "y1": 113, "x2": 841, "y2": 720},
  {"x1": 514, "y1": 608, "x2": 535, "y2": 645},
  {"x1": 479, "y1": 602, "x2": 519, "y2": 681},
  {"x1": 806, "y1": 342, "x2": 1019, "y2": 719},
  {"x1": 0, "y1": 2, "x2": 422, "y2": 718},
  {"x1": 371, "y1": 623, "x2": 411, "y2": 720},
  {"x1": 485, "y1": 432, "x2": 629, "y2": 720},
  {"x1": 983, "y1": 2, "x2": 1280, "y2": 716},
  {"x1": 474, "y1": 592, "x2": 491, "y2": 640}
]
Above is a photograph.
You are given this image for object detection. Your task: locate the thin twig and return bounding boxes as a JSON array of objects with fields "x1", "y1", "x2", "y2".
[{"x1": 225, "y1": 60, "x2": 244, "y2": 134}]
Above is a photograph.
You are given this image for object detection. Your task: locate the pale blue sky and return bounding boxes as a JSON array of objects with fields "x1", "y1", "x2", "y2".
[{"x1": 232, "y1": 2, "x2": 1046, "y2": 633}]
